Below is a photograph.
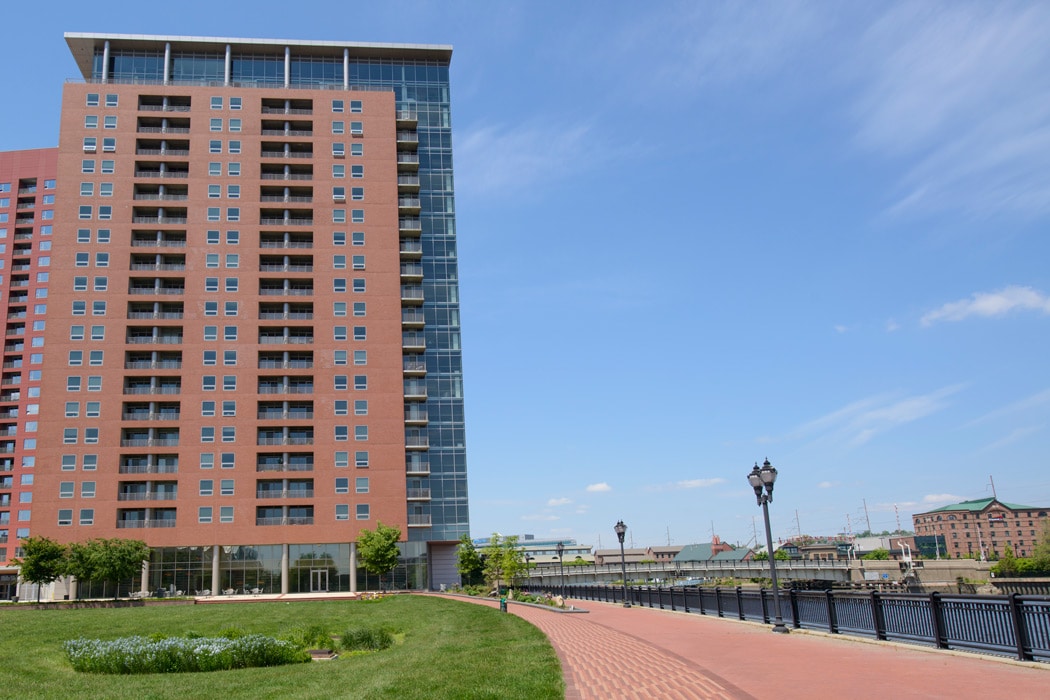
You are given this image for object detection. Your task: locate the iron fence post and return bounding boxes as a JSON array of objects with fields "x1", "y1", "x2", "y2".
[
  {"x1": 1008, "y1": 593, "x2": 1032, "y2": 661},
  {"x1": 870, "y1": 590, "x2": 887, "y2": 640},
  {"x1": 826, "y1": 590, "x2": 838, "y2": 634},
  {"x1": 929, "y1": 592, "x2": 947, "y2": 650}
]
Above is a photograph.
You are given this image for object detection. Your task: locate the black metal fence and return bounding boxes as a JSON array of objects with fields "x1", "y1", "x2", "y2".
[{"x1": 523, "y1": 584, "x2": 1050, "y2": 662}]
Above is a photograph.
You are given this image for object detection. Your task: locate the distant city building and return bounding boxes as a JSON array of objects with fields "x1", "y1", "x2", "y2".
[
  {"x1": 472, "y1": 535, "x2": 593, "y2": 565},
  {"x1": 675, "y1": 536, "x2": 751, "y2": 563},
  {"x1": 913, "y1": 498, "x2": 1050, "y2": 559}
]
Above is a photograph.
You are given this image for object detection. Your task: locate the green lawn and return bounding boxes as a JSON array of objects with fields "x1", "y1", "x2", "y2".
[{"x1": 0, "y1": 596, "x2": 564, "y2": 699}]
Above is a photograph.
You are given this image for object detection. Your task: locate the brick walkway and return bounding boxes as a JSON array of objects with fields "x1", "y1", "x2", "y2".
[{"x1": 438, "y1": 594, "x2": 1050, "y2": 699}]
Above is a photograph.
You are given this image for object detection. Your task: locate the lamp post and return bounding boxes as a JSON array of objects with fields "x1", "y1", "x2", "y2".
[
  {"x1": 614, "y1": 520, "x2": 631, "y2": 607},
  {"x1": 748, "y1": 459, "x2": 788, "y2": 633},
  {"x1": 524, "y1": 554, "x2": 533, "y2": 592},
  {"x1": 555, "y1": 542, "x2": 565, "y2": 599}
]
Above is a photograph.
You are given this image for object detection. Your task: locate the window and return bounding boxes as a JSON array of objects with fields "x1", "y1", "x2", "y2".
[
  {"x1": 222, "y1": 400, "x2": 236, "y2": 416},
  {"x1": 220, "y1": 506, "x2": 234, "y2": 523},
  {"x1": 88, "y1": 350, "x2": 104, "y2": 366},
  {"x1": 72, "y1": 300, "x2": 87, "y2": 316},
  {"x1": 202, "y1": 401, "x2": 216, "y2": 417},
  {"x1": 334, "y1": 278, "x2": 346, "y2": 293},
  {"x1": 334, "y1": 375, "x2": 348, "y2": 391},
  {"x1": 101, "y1": 160, "x2": 115, "y2": 175},
  {"x1": 353, "y1": 278, "x2": 366, "y2": 293},
  {"x1": 333, "y1": 209, "x2": 346, "y2": 223},
  {"x1": 70, "y1": 325, "x2": 85, "y2": 341},
  {"x1": 58, "y1": 510, "x2": 74, "y2": 526},
  {"x1": 354, "y1": 375, "x2": 367, "y2": 390},
  {"x1": 200, "y1": 453, "x2": 215, "y2": 469},
  {"x1": 221, "y1": 453, "x2": 235, "y2": 469},
  {"x1": 77, "y1": 229, "x2": 91, "y2": 243},
  {"x1": 335, "y1": 451, "x2": 349, "y2": 468},
  {"x1": 333, "y1": 254, "x2": 347, "y2": 269},
  {"x1": 230, "y1": 97, "x2": 242, "y2": 110},
  {"x1": 332, "y1": 143, "x2": 345, "y2": 157},
  {"x1": 82, "y1": 159, "x2": 96, "y2": 173},
  {"x1": 210, "y1": 118, "x2": 223, "y2": 131},
  {"x1": 334, "y1": 350, "x2": 347, "y2": 365},
  {"x1": 334, "y1": 426, "x2": 348, "y2": 441},
  {"x1": 65, "y1": 401, "x2": 79, "y2": 417},
  {"x1": 333, "y1": 164, "x2": 345, "y2": 178},
  {"x1": 199, "y1": 479, "x2": 214, "y2": 496},
  {"x1": 79, "y1": 509, "x2": 95, "y2": 526},
  {"x1": 334, "y1": 302, "x2": 347, "y2": 317},
  {"x1": 355, "y1": 425, "x2": 368, "y2": 441},
  {"x1": 351, "y1": 209, "x2": 364, "y2": 223},
  {"x1": 86, "y1": 93, "x2": 99, "y2": 106},
  {"x1": 353, "y1": 302, "x2": 366, "y2": 316},
  {"x1": 352, "y1": 231, "x2": 365, "y2": 245},
  {"x1": 224, "y1": 326, "x2": 238, "y2": 341},
  {"x1": 333, "y1": 186, "x2": 345, "y2": 201},
  {"x1": 224, "y1": 301, "x2": 239, "y2": 316},
  {"x1": 222, "y1": 426, "x2": 236, "y2": 443},
  {"x1": 97, "y1": 229, "x2": 110, "y2": 243},
  {"x1": 351, "y1": 164, "x2": 364, "y2": 178},
  {"x1": 84, "y1": 428, "x2": 99, "y2": 444},
  {"x1": 333, "y1": 231, "x2": 346, "y2": 246},
  {"x1": 208, "y1": 184, "x2": 221, "y2": 198},
  {"x1": 69, "y1": 350, "x2": 83, "y2": 366},
  {"x1": 205, "y1": 277, "x2": 219, "y2": 292},
  {"x1": 83, "y1": 137, "x2": 97, "y2": 152},
  {"x1": 355, "y1": 400, "x2": 368, "y2": 416},
  {"x1": 94, "y1": 276, "x2": 108, "y2": 291},
  {"x1": 220, "y1": 479, "x2": 234, "y2": 496},
  {"x1": 209, "y1": 162, "x2": 222, "y2": 176},
  {"x1": 350, "y1": 100, "x2": 363, "y2": 113},
  {"x1": 81, "y1": 182, "x2": 95, "y2": 197},
  {"x1": 201, "y1": 427, "x2": 215, "y2": 443},
  {"x1": 211, "y1": 96, "x2": 223, "y2": 110},
  {"x1": 203, "y1": 350, "x2": 217, "y2": 366},
  {"x1": 91, "y1": 325, "x2": 105, "y2": 340},
  {"x1": 355, "y1": 477, "x2": 369, "y2": 494},
  {"x1": 332, "y1": 121, "x2": 345, "y2": 134},
  {"x1": 78, "y1": 205, "x2": 92, "y2": 220},
  {"x1": 223, "y1": 375, "x2": 237, "y2": 391},
  {"x1": 226, "y1": 254, "x2": 239, "y2": 268},
  {"x1": 229, "y1": 141, "x2": 241, "y2": 154},
  {"x1": 350, "y1": 121, "x2": 363, "y2": 135},
  {"x1": 84, "y1": 455, "x2": 97, "y2": 471},
  {"x1": 227, "y1": 185, "x2": 240, "y2": 198},
  {"x1": 355, "y1": 451, "x2": 370, "y2": 467},
  {"x1": 351, "y1": 187, "x2": 364, "y2": 201},
  {"x1": 333, "y1": 326, "x2": 347, "y2": 341},
  {"x1": 203, "y1": 325, "x2": 218, "y2": 341},
  {"x1": 334, "y1": 400, "x2": 348, "y2": 416},
  {"x1": 332, "y1": 99, "x2": 344, "y2": 113},
  {"x1": 356, "y1": 504, "x2": 370, "y2": 520},
  {"x1": 226, "y1": 230, "x2": 239, "y2": 244},
  {"x1": 223, "y1": 350, "x2": 237, "y2": 366},
  {"x1": 97, "y1": 205, "x2": 112, "y2": 220},
  {"x1": 105, "y1": 94, "x2": 118, "y2": 107},
  {"x1": 206, "y1": 253, "x2": 219, "y2": 267},
  {"x1": 336, "y1": 504, "x2": 350, "y2": 521},
  {"x1": 67, "y1": 376, "x2": 81, "y2": 391},
  {"x1": 81, "y1": 481, "x2": 96, "y2": 497},
  {"x1": 92, "y1": 301, "x2": 107, "y2": 315},
  {"x1": 228, "y1": 162, "x2": 241, "y2": 176},
  {"x1": 198, "y1": 506, "x2": 213, "y2": 524},
  {"x1": 353, "y1": 326, "x2": 366, "y2": 341},
  {"x1": 209, "y1": 140, "x2": 222, "y2": 153},
  {"x1": 63, "y1": 428, "x2": 78, "y2": 444},
  {"x1": 103, "y1": 115, "x2": 117, "y2": 129},
  {"x1": 202, "y1": 375, "x2": 216, "y2": 391},
  {"x1": 351, "y1": 143, "x2": 363, "y2": 156},
  {"x1": 335, "y1": 477, "x2": 349, "y2": 494},
  {"x1": 204, "y1": 301, "x2": 218, "y2": 317},
  {"x1": 102, "y1": 137, "x2": 116, "y2": 152}
]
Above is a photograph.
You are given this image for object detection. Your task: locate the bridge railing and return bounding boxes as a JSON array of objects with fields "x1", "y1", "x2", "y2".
[{"x1": 521, "y1": 584, "x2": 1050, "y2": 662}]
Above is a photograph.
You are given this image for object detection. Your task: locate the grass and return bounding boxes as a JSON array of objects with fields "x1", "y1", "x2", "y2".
[{"x1": 0, "y1": 596, "x2": 564, "y2": 699}]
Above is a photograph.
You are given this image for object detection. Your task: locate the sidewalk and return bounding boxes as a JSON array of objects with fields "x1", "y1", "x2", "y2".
[{"x1": 441, "y1": 594, "x2": 1050, "y2": 699}]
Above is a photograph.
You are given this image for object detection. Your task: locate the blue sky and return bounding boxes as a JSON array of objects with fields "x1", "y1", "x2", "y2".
[{"x1": 3, "y1": 2, "x2": 1049, "y2": 551}]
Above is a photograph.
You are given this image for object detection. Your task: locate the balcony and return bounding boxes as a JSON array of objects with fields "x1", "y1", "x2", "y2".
[
  {"x1": 117, "y1": 491, "x2": 178, "y2": 501},
  {"x1": 401, "y1": 285, "x2": 424, "y2": 304},
  {"x1": 405, "y1": 435, "x2": 430, "y2": 450},
  {"x1": 406, "y1": 458, "x2": 430, "y2": 476},
  {"x1": 402, "y1": 333, "x2": 426, "y2": 351},
  {"x1": 402, "y1": 309, "x2": 425, "y2": 327},
  {"x1": 256, "y1": 517, "x2": 314, "y2": 526},
  {"x1": 404, "y1": 408, "x2": 429, "y2": 426},
  {"x1": 396, "y1": 131, "x2": 419, "y2": 148},
  {"x1": 397, "y1": 153, "x2": 420, "y2": 170},
  {"x1": 403, "y1": 356, "x2": 426, "y2": 375},
  {"x1": 406, "y1": 488, "x2": 431, "y2": 501},
  {"x1": 399, "y1": 218, "x2": 422, "y2": 236},
  {"x1": 398, "y1": 197, "x2": 421, "y2": 214},
  {"x1": 256, "y1": 489, "x2": 315, "y2": 499},
  {"x1": 396, "y1": 110, "x2": 418, "y2": 127},
  {"x1": 400, "y1": 262, "x2": 424, "y2": 281},
  {"x1": 407, "y1": 514, "x2": 432, "y2": 527},
  {"x1": 397, "y1": 174, "x2": 421, "y2": 191}
]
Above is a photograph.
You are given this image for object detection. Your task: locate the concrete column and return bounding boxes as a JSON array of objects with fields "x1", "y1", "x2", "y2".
[
  {"x1": 281, "y1": 543, "x2": 290, "y2": 594},
  {"x1": 225, "y1": 44, "x2": 232, "y2": 85},
  {"x1": 68, "y1": 577, "x2": 78, "y2": 601},
  {"x1": 163, "y1": 42, "x2": 171, "y2": 85},
  {"x1": 102, "y1": 40, "x2": 110, "y2": 83},
  {"x1": 284, "y1": 46, "x2": 290, "y2": 88},
  {"x1": 140, "y1": 559, "x2": 149, "y2": 595},
  {"x1": 211, "y1": 545, "x2": 220, "y2": 594},
  {"x1": 343, "y1": 48, "x2": 349, "y2": 90},
  {"x1": 350, "y1": 542, "x2": 358, "y2": 594}
]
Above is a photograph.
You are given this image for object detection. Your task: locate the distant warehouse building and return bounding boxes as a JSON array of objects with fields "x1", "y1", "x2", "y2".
[{"x1": 912, "y1": 498, "x2": 1050, "y2": 559}]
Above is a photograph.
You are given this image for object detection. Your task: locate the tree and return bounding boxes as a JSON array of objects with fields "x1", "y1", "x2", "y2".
[
  {"x1": 481, "y1": 534, "x2": 524, "y2": 593},
  {"x1": 1031, "y1": 522, "x2": 1050, "y2": 574},
  {"x1": 66, "y1": 538, "x2": 150, "y2": 598},
  {"x1": 13, "y1": 536, "x2": 67, "y2": 602},
  {"x1": 358, "y1": 522, "x2": 401, "y2": 590},
  {"x1": 456, "y1": 534, "x2": 484, "y2": 586},
  {"x1": 862, "y1": 548, "x2": 890, "y2": 561},
  {"x1": 992, "y1": 545, "x2": 1019, "y2": 578}
]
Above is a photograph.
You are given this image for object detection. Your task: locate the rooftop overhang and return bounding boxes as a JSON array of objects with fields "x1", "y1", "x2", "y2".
[{"x1": 65, "y1": 32, "x2": 453, "y2": 79}]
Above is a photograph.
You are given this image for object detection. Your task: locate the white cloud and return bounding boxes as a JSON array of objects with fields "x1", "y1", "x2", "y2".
[
  {"x1": 982, "y1": 426, "x2": 1042, "y2": 451},
  {"x1": 965, "y1": 388, "x2": 1050, "y2": 426},
  {"x1": 921, "y1": 286, "x2": 1050, "y2": 326},
  {"x1": 521, "y1": 514, "x2": 559, "y2": 522},
  {"x1": 791, "y1": 385, "x2": 963, "y2": 447},
  {"x1": 885, "y1": 319, "x2": 900, "y2": 332},
  {"x1": 547, "y1": 497, "x2": 572, "y2": 507},
  {"x1": 454, "y1": 121, "x2": 597, "y2": 197},
  {"x1": 849, "y1": 4, "x2": 1050, "y2": 218},
  {"x1": 676, "y1": 478, "x2": 725, "y2": 490},
  {"x1": 817, "y1": 481, "x2": 839, "y2": 489},
  {"x1": 921, "y1": 493, "x2": 965, "y2": 506},
  {"x1": 834, "y1": 325, "x2": 849, "y2": 334},
  {"x1": 586, "y1": 482, "x2": 612, "y2": 493}
]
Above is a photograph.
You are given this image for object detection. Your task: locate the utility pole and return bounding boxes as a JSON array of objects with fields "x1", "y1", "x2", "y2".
[
  {"x1": 863, "y1": 499, "x2": 872, "y2": 533},
  {"x1": 795, "y1": 509, "x2": 802, "y2": 538},
  {"x1": 666, "y1": 526, "x2": 671, "y2": 546},
  {"x1": 894, "y1": 504, "x2": 901, "y2": 533},
  {"x1": 989, "y1": 475, "x2": 997, "y2": 500},
  {"x1": 846, "y1": 513, "x2": 853, "y2": 537}
]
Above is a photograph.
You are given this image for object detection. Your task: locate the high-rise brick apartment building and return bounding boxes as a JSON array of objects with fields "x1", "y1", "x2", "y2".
[
  {"x1": 24, "y1": 34, "x2": 467, "y2": 598},
  {"x1": 0, "y1": 149, "x2": 57, "y2": 600}
]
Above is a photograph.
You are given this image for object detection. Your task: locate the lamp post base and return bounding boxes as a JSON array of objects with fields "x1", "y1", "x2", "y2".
[{"x1": 771, "y1": 621, "x2": 790, "y2": 634}]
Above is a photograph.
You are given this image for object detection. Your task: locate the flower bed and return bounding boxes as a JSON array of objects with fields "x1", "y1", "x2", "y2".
[{"x1": 64, "y1": 634, "x2": 309, "y2": 674}]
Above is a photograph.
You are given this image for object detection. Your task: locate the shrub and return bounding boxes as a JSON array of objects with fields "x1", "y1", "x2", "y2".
[
  {"x1": 64, "y1": 634, "x2": 309, "y2": 674},
  {"x1": 282, "y1": 624, "x2": 334, "y2": 650},
  {"x1": 340, "y1": 627, "x2": 394, "y2": 653}
]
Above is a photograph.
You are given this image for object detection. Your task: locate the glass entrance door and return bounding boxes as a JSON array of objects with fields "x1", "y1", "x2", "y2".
[{"x1": 310, "y1": 568, "x2": 328, "y2": 592}]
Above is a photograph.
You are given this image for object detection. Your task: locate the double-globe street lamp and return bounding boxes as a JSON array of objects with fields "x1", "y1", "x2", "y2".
[
  {"x1": 748, "y1": 459, "x2": 789, "y2": 633},
  {"x1": 555, "y1": 541, "x2": 565, "y2": 599},
  {"x1": 614, "y1": 520, "x2": 631, "y2": 607}
]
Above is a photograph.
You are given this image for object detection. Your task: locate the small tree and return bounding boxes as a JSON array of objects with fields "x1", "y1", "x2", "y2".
[
  {"x1": 73, "y1": 538, "x2": 150, "y2": 599},
  {"x1": 862, "y1": 548, "x2": 890, "y2": 561},
  {"x1": 456, "y1": 534, "x2": 484, "y2": 586},
  {"x1": 358, "y1": 522, "x2": 401, "y2": 590},
  {"x1": 13, "y1": 536, "x2": 68, "y2": 602},
  {"x1": 992, "y1": 545, "x2": 1020, "y2": 578},
  {"x1": 481, "y1": 534, "x2": 524, "y2": 593}
]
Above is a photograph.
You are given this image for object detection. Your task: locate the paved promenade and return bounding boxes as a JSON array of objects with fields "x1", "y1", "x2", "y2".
[{"x1": 439, "y1": 594, "x2": 1049, "y2": 699}]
